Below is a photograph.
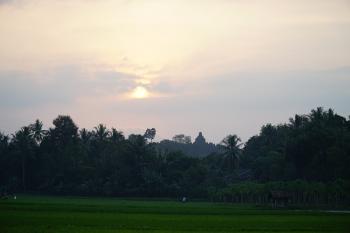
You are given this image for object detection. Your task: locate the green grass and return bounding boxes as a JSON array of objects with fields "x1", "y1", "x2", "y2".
[{"x1": 1, "y1": 195, "x2": 349, "y2": 232}]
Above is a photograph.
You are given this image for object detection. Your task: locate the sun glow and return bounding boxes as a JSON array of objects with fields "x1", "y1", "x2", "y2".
[{"x1": 130, "y1": 86, "x2": 150, "y2": 99}]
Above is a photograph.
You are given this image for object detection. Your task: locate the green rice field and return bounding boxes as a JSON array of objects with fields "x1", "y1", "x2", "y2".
[{"x1": 1, "y1": 195, "x2": 349, "y2": 233}]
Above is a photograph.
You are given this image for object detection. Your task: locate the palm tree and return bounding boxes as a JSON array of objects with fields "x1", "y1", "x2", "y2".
[
  {"x1": 110, "y1": 128, "x2": 124, "y2": 143},
  {"x1": 221, "y1": 134, "x2": 242, "y2": 171},
  {"x1": 79, "y1": 128, "x2": 92, "y2": 145},
  {"x1": 12, "y1": 126, "x2": 35, "y2": 191},
  {"x1": 94, "y1": 124, "x2": 110, "y2": 142},
  {"x1": 29, "y1": 119, "x2": 47, "y2": 145}
]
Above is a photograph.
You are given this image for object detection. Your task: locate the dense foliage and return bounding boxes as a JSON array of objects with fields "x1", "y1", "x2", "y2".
[{"x1": 1, "y1": 108, "x2": 350, "y2": 206}]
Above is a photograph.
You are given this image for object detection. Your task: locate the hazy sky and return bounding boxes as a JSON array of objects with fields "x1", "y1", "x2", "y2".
[{"x1": 1, "y1": 0, "x2": 350, "y2": 143}]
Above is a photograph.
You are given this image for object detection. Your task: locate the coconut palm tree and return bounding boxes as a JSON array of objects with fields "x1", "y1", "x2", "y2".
[
  {"x1": 221, "y1": 134, "x2": 242, "y2": 171},
  {"x1": 79, "y1": 128, "x2": 92, "y2": 145},
  {"x1": 12, "y1": 126, "x2": 35, "y2": 191},
  {"x1": 93, "y1": 124, "x2": 110, "y2": 142},
  {"x1": 110, "y1": 128, "x2": 124, "y2": 143},
  {"x1": 29, "y1": 119, "x2": 47, "y2": 145}
]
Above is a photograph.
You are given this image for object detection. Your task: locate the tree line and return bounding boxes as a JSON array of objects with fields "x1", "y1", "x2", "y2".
[{"x1": 0, "y1": 107, "x2": 349, "y2": 206}]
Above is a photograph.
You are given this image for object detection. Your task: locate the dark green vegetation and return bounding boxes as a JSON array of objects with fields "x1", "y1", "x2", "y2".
[
  {"x1": 1, "y1": 107, "x2": 350, "y2": 206},
  {"x1": 1, "y1": 195, "x2": 350, "y2": 233}
]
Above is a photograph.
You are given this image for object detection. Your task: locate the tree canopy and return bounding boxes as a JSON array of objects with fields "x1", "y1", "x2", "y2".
[{"x1": 0, "y1": 108, "x2": 349, "y2": 206}]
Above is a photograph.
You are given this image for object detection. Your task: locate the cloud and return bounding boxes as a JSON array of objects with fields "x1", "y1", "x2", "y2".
[
  {"x1": 0, "y1": 64, "x2": 349, "y2": 143},
  {"x1": 0, "y1": 0, "x2": 12, "y2": 4},
  {"x1": 0, "y1": 0, "x2": 349, "y2": 142},
  {"x1": 0, "y1": 64, "x2": 137, "y2": 108},
  {"x1": 0, "y1": 0, "x2": 24, "y2": 6},
  {"x1": 1, "y1": 0, "x2": 349, "y2": 74},
  {"x1": 129, "y1": 66, "x2": 350, "y2": 142}
]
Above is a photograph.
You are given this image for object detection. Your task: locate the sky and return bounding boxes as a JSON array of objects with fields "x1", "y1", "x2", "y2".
[{"x1": 0, "y1": 0, "x2": 350, "y2": 143}]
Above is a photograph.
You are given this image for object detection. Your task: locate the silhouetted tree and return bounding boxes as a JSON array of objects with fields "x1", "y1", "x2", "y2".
[
  {"x1": 11, "y1": 126, "x2": 35, "y2": 191},
  {"x1": 79, "y1": 128, "x2": 92, "y2": 145},
  {"x1": 172, "y1": 134, "x2": 191, "y2": 144},
  {"x1": 110, "y1": 128, "x2": 124, "y2": 143},
  {"x1": 94, "y1": 124, "x2": 110, "y2": 142},
  {"x1": 29, "y1": 119, "x2": 47, "y2": 145},
  {"x1": 221, "y1": 134, "x2": 242, "y2": 171},
  {"x1": 0, "y1": 108, "x2": 349, "y2": 206},
  {"x1": 144, "y1": 128, "x2": 156, "y2": 142},
  {"x1": 50, "y1": 115, "x2": 79, "y2": 147}
]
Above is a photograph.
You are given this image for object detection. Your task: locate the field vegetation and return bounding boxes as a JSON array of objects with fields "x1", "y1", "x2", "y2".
[{"x1": 1, "y1": 195, "x2": 350, "y2": 233}]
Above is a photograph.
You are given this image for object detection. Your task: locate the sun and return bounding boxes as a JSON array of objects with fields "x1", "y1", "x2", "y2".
[{"x1": 130, "y1": 86, "x2": 150, "y2": 99}]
